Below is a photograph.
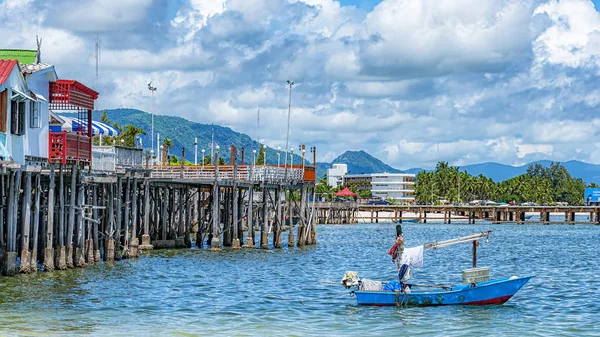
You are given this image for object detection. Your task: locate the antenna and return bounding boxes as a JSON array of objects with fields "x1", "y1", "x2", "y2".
[
  {"x1": 257, "y1": 108, "x2": 260, "y2": 148},
  {"x1": 35, "y1": 36, "x2": 42, "y2": 64},
  {"x1": 95, "y1": 34, "x2": 101, "y2": 80}
]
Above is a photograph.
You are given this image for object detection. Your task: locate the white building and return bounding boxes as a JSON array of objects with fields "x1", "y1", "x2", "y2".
[
  {"x1": 371, "y1": 173, "x2": 415, "y2": 203},
  {"x1": 344, "y1": 172, "x2": 415, "y2": 204},
  {"x1": 327, "y1": 163, "x2": 347, "y2": 187}
]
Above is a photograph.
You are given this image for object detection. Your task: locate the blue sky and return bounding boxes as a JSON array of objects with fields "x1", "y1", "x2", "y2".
[{"x1": 2, "y1": 0, "x2": 600, "y2": 170}]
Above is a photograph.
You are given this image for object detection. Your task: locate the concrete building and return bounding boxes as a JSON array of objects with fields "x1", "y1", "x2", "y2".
[
  {"x1": 344, "y1": 172, "x2": 416, "y2": 204},
  {"x1": 327, "y1": 163, "x2": 347, "y2": 187}
]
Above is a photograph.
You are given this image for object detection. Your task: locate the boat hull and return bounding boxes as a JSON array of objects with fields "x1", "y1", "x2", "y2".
[{"x1": 354, "y1": 275, "x2": 533, "y2": 306}]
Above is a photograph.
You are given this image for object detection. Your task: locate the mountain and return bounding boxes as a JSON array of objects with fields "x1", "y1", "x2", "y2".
[
  {"x1": 405, "y1": 160, "x2": 600, "y2": 184},
  {"x1": 315, "y1": 150, "x2": 402, "y2": 178},
  {"x1": 81, "y1": 108, "x2": 307, "y2": 165}
]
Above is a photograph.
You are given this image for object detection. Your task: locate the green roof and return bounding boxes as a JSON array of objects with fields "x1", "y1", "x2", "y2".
[{"x1": 0, "y1": 49, "x2": 37, "y2": 64}]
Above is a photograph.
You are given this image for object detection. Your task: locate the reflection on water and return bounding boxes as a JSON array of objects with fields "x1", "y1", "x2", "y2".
[{"x1": 0, "y1": 223, "x2": 599, "y2": 336}]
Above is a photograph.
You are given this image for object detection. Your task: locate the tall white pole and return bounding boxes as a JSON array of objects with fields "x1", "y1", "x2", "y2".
[
  {"x1": 194, "y1": 137, "x2": 198, "y2": 165},
  {"x1": 148, "y1": 82, "x2": 157, "y2": 162},
  {"x1": 211, "y1": 128, "x2": 215, "y2": 162},
  {"x1": 285, "y1": 80, "x2": 294, "y2": 179},
  {"x1": 156, "y1": 133, "x2": 160, "y2": 165}
]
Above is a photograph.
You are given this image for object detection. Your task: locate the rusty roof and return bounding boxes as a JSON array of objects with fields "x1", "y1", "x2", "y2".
[{"x1": 0, "y1": 59, "x2": 18, "y2": 85}]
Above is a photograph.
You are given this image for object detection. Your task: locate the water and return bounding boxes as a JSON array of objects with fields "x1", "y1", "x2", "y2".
[{"x1": 1, "y1": 223, "x2": 599, "y2": 336}]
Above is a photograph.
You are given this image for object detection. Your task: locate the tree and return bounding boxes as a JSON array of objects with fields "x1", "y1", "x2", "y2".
[
  {"x1": 119, "y1": 125, "x2": 145, "y2": 148},
  {"x1": 162, "y1": 138, "x2": 174, "y2": 158},
  {"x1": 256, "y1": 145, "x2": 266, "y2": 165}
]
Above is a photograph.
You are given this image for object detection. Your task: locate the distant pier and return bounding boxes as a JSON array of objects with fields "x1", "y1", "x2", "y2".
[{"x1": 316, "y1": 203, "x2": 600, "y2": 225}]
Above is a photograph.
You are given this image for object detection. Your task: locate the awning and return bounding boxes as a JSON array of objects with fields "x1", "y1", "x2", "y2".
[
  {"x1": 11, "y1": 87, "x2": 36, "y2": 102},
  {"x1": 61, "y1": 116, "x2": 120, "y2": 136}
]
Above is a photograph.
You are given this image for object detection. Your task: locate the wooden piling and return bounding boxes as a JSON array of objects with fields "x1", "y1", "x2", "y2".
[
  {"x1": 30, "y1": 173, "x2": 41, "y2": 272},
  {"x1": 261, "y1": 188, "x2": 269, "y2": 249},
  {"x1": 19, "y1": 171, "x2": 32, "y2": 273},
  {"x1": 44, "y1": 165, "x2": 55, "y2": 271}
]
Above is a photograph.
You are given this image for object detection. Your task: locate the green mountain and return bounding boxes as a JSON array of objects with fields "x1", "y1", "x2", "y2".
[
  {"x1": 86, "y1": 108, "x2": 307, "y2": 165},
  {"x1": 315, "y1": 150, "x2": 403, "y2": 178}
]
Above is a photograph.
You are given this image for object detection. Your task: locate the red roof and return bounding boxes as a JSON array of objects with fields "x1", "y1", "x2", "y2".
[
  {"x1": 0, "y1": 59, "x2": 18, "y2": 85},
  {"x1": 335, "y1": 187, "x2": 357, "y2": 197}
]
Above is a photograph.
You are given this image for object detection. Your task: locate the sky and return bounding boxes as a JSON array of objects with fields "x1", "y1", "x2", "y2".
[{"x1": 2, "y1": 0, "x2": 600, "y2": 170}]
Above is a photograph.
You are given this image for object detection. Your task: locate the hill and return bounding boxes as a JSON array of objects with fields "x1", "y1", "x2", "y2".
[
  {"x1": 81, "y1": 108, "x2": 305, "y2": 165},
  {"x1": 406, "y1": 160, "x2": 600, "y2": 184},
  {"x1": 315, "y1": 150, "x2": 402, "y2": 178}
]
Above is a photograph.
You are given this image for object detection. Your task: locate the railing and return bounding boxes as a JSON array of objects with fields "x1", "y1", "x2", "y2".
[
  {"x1": 149, "y1": 164, "x2": 313, "y2": 183},
  {"x1": 114, "y1": 146, "x2": 143, "y2": 167},
  {"x1": 91, "y1": 145, "x2": 144, "y2": 172},
  {"x1": 92, "y1": 150, "x2": 116, "y2": 172},
  {"x1": 49, "y1": 131, "x2": 91, "y2": 165}
]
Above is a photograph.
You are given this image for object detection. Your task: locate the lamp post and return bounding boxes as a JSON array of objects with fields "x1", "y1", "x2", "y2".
[
  {"x1": 252, "y1": 149, "x2": 257, "y2": 167},
  {"x1": 150, "y1": 149, "x2": 154, "y2": 168},
  {"x1": 284, "y1": 80, "x2": 294, "y2": 179},
  {"x1": 147, "y1": 82, "x2": 157, "y2": 158},
  {"x1": 277, "y1": 146, "x2": 281, "y2": 167},
  {"x1": 301, "y1": 147, "x2": 306, "y2": 171},
  {"x1": 215, "y1": 145, "x2": 220, "y2": 164}
]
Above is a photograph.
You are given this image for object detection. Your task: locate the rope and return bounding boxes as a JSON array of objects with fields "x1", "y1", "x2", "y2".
[{"x1": 395, "y1": 290, "x2": 408, "y2": 307}]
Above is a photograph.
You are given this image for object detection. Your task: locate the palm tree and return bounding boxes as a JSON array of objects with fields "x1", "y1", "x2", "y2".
[{"x1": 162, "y1": 138, "x2": 174, "y2": 164}]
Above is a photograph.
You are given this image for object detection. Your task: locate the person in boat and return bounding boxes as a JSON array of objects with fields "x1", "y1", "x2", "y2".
[{"x1": 387, "y1": 230, "x2": 410, "y2": 289}]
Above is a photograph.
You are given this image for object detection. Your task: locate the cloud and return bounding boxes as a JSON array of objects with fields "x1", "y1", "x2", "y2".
[{"x1": 3, "y1": 0, "x2": 600, "y2": 171}]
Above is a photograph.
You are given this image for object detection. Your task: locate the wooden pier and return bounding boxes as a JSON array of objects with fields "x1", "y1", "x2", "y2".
[
  {"x1": 0, "y1": 147, "x2": 318, "y2": 276},
  {"x1": 316, "y1": 203, "x2": 600, "y2": 225}
]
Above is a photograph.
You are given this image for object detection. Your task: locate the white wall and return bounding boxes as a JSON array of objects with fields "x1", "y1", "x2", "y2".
[
  {"x1": 23, "y1": 70, "x2": 51, "y2": 160},
  {"x1": 327, "y1": 163, "x2": 347, "y2": 187}
]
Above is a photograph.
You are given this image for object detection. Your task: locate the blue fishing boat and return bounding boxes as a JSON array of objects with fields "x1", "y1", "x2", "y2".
[
  {"x1": 342, "y1": 229, "x2": 533, "y2": 306},
  {"x1": 354, "y1": 275, "x2": 533, "y2": 306}
]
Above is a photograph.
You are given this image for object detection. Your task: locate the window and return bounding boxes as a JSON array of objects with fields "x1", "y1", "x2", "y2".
[
  {"x1": 30, "y1": 101, "x2": 40, "y2": 128},
  {"x1": 11, "y1": 100, "x2": 25, "y2": 135},
  {"x1": 0, "y1": 90, "x2": 6, "y2": 133}
]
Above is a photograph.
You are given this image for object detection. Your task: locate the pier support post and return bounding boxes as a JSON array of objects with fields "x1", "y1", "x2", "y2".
[
  {"x1": 297, "y1": 187, "x2": 307, "y2": 247},
  {"x1": 140, "y1": 180, "x2": 153, "y2": 250},
  {"x1": 129, "y1": 178, "x2": 139, "y2": 258},
  {"x1": 245, "y1": 187, "x2": 255, "y2": 248},
  {"x1": 232, "y1": 186, "x2": 241, "y2": 249},
  {"x1": 44, "y1": 165, "x2": 55, "y2": 271},
  {"x1": 56, "y1": 166, "x2": 67, "y2": 270},
  {"x1": 75, "y1": 169, "x2": 86, "y2": 268},
  {"x1": 3, "y1": 170, "x2": 19, "y2": 276},
  {"x1": 65, "y1": 165, "x2": 77, "y2": 269},
  {"x1": 261, "y1": 188, "x2": 269, "y2": 249},
  {"x1": 274, "y1": 187, "x2": 282, "y2": 248},
  {"x1": 287, "y1": 189, "x2": 294, "y2": 248},
  {"x1": 30, "y1": 173, "x2": 41, "y2": 272},
  {"x1": 106, "y1": 184, "x2": 115, "y2": 262},
  {"x1": 19, "y1": 171, "x2": 32, "y2": 273}
]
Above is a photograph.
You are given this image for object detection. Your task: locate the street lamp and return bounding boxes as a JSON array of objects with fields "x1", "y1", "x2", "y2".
[
  {"x1": 252, "y1": 149, "x2": 257, "y2": 166},
  {"x1": 150, "y1": 149, "x2": 154, "y2": 168},
  {"x1": 215, "y1": 145, "x2": 220, "y2": 165},
  {"x1": 277, "y1": 146, "x2": 281, "y2": 167},
  {"x1": 201, "y1": 149, "x2": 205, "y2": 172},
  {"x1": 284, "y1": 80, "x2": 294, "y2": 175},
  {"x1": 147, "y1": 82, "x2": 157, "y2": 157}
]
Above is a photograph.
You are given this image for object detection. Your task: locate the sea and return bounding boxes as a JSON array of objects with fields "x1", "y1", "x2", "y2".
[{"x1": 0, "y1": 223, "x2": 598, "y2": 336}]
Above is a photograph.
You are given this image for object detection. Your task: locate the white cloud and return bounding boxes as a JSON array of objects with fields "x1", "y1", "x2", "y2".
[{"x1": 3, "y1": 0, "x2": 600, "y2": 171}]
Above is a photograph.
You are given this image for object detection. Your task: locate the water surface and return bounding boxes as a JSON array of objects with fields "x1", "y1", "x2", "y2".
[{"x1": 0, "y1": 223, "x2": 598, "y2": 336}]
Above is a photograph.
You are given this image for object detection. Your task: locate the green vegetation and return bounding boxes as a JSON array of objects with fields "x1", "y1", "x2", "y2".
[{"x1": 414, "y1": 161, "x2": 591, "y2": 205}]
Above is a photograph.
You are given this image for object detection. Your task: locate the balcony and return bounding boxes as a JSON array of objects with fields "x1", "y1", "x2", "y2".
[{"x1": 48, "y1": 131, "x2": 91, "y2": 165}]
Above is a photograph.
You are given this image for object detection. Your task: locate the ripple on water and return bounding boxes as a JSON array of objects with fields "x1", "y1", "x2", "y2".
[{"x1": 0, "y1": 223, "x2": 599, "y2": 336}]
